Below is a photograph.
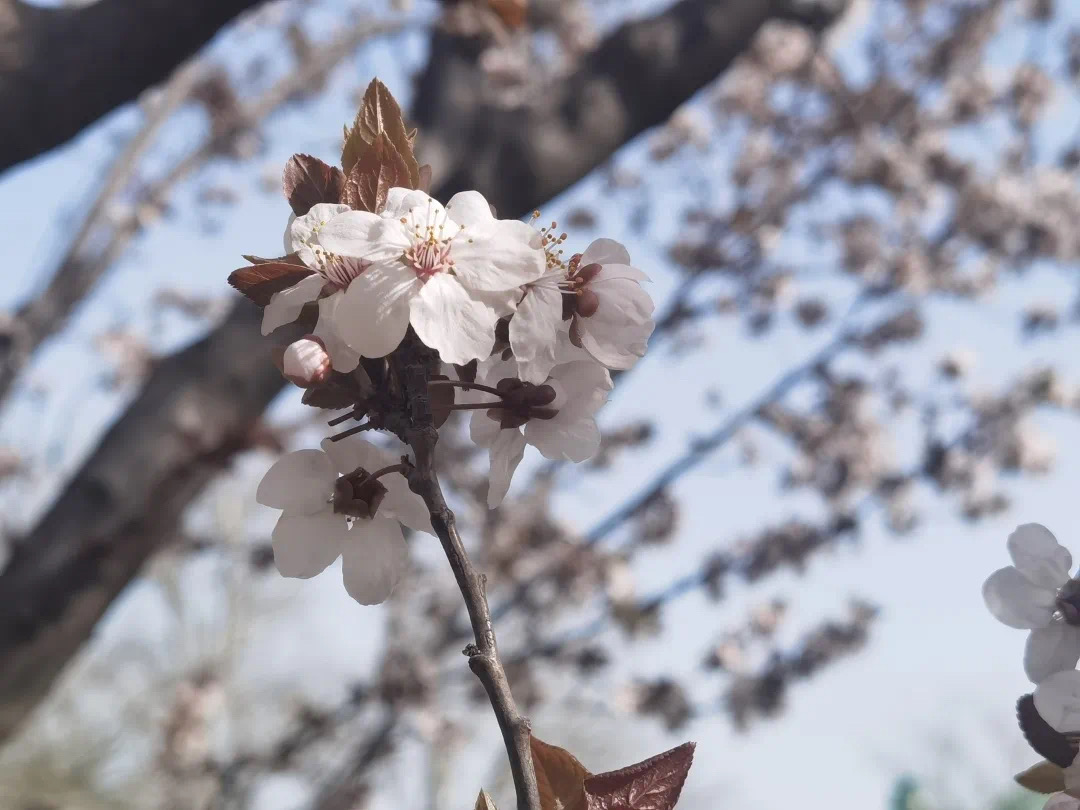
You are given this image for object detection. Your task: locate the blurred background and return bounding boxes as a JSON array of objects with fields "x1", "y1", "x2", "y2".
[{"x1": 0, "y1": 0, "x2": 1077, "y2": 807}]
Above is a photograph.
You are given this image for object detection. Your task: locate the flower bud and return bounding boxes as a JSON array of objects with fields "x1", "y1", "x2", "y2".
[{"x1": 282, "y1": 336, "x2": 332, "y2": 388}]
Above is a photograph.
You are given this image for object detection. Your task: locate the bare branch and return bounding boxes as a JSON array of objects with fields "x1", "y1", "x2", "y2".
[
  {"x1": 0, "y1": 0, "x2": 266, "y2": 172},
  {"x1": 396, "y1": 336, "x2": 540, "y2": 810}
]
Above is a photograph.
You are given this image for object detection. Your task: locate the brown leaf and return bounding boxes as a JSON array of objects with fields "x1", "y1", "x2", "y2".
[
  {"x1": 583, "y1": 742, "x2": 695, "y2": 810},
  {"x1": 430, "y1": 374, "x2": 455, "y2": 429},
  {"x1": 474, "y1": 789, "x2": 498, "y2": 810},
  {"x1": 343, "y1": 133, "x2": 412, "y2": 213},
  {"x1": 1015, "y1": 760, "x2": 1066, "y2": 794},
  {"x1": 283, "y1": 153, "x2": 345, "y2": 215},
  {"x1": 418, "y1": 163, "x2": 433, "y2": 193},
  {"x1": 301, "y1": 377, "x2": 362, "y2": 410},
  {"x1": 342, "y1": 78, "x2": 420, "y2": 186},
  {"x1": 242, "y1": 253, "x2": 306, "y2": 266},
  {"x1": 228, "y1": 262, "x2": 316, "y2": 307},
  {"x1": 531, "y1": 736, "x2": 591, "y2": 810},
  {"x1": 490, "y1": 0, "x2": 528, "y2": 28}
]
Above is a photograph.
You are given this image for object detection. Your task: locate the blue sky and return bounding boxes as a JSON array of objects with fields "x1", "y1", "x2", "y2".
[{"x1": 3, "y1": 1, "x2": 1080, "y2": 809}]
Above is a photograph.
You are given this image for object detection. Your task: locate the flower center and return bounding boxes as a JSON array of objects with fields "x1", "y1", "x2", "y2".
[
  {"x1": 399, "y1": 205, "x2": 461, "y2": 281},
  {"x1": 404, "y1": 237, "x2": 454, "y2": 279}
]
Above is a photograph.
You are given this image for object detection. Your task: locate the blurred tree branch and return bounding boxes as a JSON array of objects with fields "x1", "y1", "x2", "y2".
[
  {"x1": 0, "y1": 0, "x2": 270, "y2": 173},
  {"x1": 0, "y1": 0, "x2": 853, "y2": 745}
]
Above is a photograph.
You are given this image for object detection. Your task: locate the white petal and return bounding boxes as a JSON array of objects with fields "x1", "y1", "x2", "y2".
[
  {"x1": 549, "y1": 360, "x2": 613, "y2": 413},
  {"x1": 320, "y1": 436, "x2": 393, "y2": 476},
  {"x1": 410, "y1": 274, "x2": 499, "y2": 365},
  {"x1": 271, "y1": 510, "x2": 346, "y2": 578},
  {"x1": 313, "y1": 295, "x2": 360, "y2": 373},
  {"x1": 1011, "y1": 524, "x2": 1073, "y2": 590},
  {"x1": 576, "y1": 272, "x2": 655, "y2": 370},
  {"x1": 1036, "y1": 671, "x2": 1080, "y2": 732},
  {"x1": 1027, "y1": 624, "x2": 1080, "y2": 684},
  {"x1": 470, "y1": 409, "x2": 503, "y2": 448},
  {"x1": 381, "y1": 474, "x2": 434, "y2": 536},
  {"x1": 487, "y1": 428, "x2": 526, "y2": 508},
  {"x1": 340, "y1": 517, "x2": 408, "y2": 605},
  {"x1": 591, "y1": 261, "x2": 651, "y2": 283},
  {"x1": 511, "y1": 284, "x2": 564, "y2": 383},
  {"x1": 289, "y1": 203, "x2": 352, "y2": 252},
  {"x1": 983, "y1": 566, "x2": 1058, "y2": 629},
  {"x1": 384, "y1": 188, "x2": 433, "y2": 218},
  {"x1": 283, "y1": 213, "x2": 296, "y2": 255},
  {"x1": 526, "y1": 412, "x2": 600, "y2": 463},
  {"x1": 445, "y1": 190, "x2": 496, "y2": 228},
  {"x1": 261, "y1": 274, "x2": 324, "y2": 335},
  {"x1": 335, "y1": 262, "x2": 418, "y2": 357},
  {"x1": 475, "y1": 355, "x2": 519, "y2": 388},
  {"x1": 256, "y1": 449, "x2": 336, "y2": 514},
  {"x1": 319, "y1": 210, "x2": 411, "y2": 262},
  {"x1": 580, "y1": 237, "x2": 631, "y2": 267},
  {"x1": 450, "y1": 220, "x2": 546, "y2": 291}
]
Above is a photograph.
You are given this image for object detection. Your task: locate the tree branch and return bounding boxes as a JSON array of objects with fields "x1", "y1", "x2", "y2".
[
  {"x1": 0, "y1": 0, "x2": 268, "y2": 173},
  {"x1": 397, "y1": 338, "x2": 540, "y2": 810},
  {"x1": 0, "y1": 16, "x2": 407, "y2": 407},
  {"x1": 0, "y1": 0, "x2": 851, "y2": 745}
]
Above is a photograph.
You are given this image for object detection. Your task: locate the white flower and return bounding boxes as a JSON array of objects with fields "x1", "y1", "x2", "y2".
[
  {"x1": 467, "y1": 355, "x2": 612, "y2": 507},
  {"x1": 510, "y1": 238, "x2": 654, "y2": 382},
  {"x1": 255, "y1": 437, "x2": 433, "y2": 605},
  {"x1": 313, "y1": 189, "x2": 544, "y2": 364},
  {"x1": 984, "y1": 524, "x2": 1080, "y2": 683},
  {"x1": 261, "y1": 203, "x2": 351, "y2": 336}
]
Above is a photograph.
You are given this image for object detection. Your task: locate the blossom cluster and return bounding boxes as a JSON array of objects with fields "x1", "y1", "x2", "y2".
[
  {"x1": 232, "y1": 82, "x2": 655, "y2": 606},
  {"x1": 983, "y1": 524, "x2": 1080, "y2": 807}
]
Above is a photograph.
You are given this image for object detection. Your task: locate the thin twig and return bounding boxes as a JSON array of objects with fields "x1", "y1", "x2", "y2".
[{"x1": 396, "y1": 337, "x2": 540, "y2": 810}]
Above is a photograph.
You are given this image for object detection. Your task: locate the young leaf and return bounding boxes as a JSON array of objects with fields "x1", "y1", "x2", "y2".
[
  {"x1": 474, "y1": 789, "x2": 499, "y2": 810},
  {"x1": 583, "y1": 742, "x2": 695, "y2": 810},
  {"x1": 1016, "y1": 760, "x2": 1067, "y2": 794},
  {"x1": 302, "y1": 377, "x2": 362, "y2": 410},
  {"x1": 489, "y1": 0, "x2": 528, "y2": 28},
  {"x1": 242, "y1": 253, "x2": 307, "y2": 266},
  {"x1": 1019, "y1": 693, "x2": 1080, "y2": 768},
  {"x1": 343, "y1": 133, "x2": 411, "y2": 213},
  {"x1": 342, "y1": 78, "x2": 420, "y2": 186},
  {"x1": 530, "y1": 736, "x2": 591, "y2": 810},
  {"x1": 283, "y1": 153, "x2": 345, "y2": 215},
  {"x1": 228, "y1": 262, "x2": 315, "y2": 307}
]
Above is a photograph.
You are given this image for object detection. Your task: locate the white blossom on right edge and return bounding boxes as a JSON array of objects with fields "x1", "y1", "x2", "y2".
[
  {"x1": 467, "y1": 355, "x2": 613, "y2": 508},
  {"x1": 983, "y1": 523, "x2": 1080, "y2": 683}
]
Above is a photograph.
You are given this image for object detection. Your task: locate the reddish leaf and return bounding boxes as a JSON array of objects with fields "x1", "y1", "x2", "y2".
[
  {"x1": 342, "y1": 78, "x2": 420, "y2": 187},
  {"x1": 242, "y1": 253, "x2": 306, "y2": 266},
  {"x1": 489, "y1": 0, "x2": 528, "y2": 28},
  {"x1": 418, "y1": 163, "x2": 433, "y2": 193},
  {"x1": 228, "y1": 262, "x2": 315, "y2": 306},
  {"x1": 583, "y1": 742, "x2": 695, "y2": 810},
  {"x1": 283, "y1": 153, "x2": 345, "y2": 215},
  {"x1": 343, "y1": 133, "x2": 412, "y2": 213},
  {"x1": 302, "y1": 379, "x2": 362, "y2": 410},
  {"x1": 531, "y1": 736, "x2": 590, "y2": 810}
]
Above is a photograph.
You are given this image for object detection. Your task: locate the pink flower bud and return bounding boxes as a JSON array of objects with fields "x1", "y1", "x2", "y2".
[{"x1": 282, "y1": 336, "x2": 331, "y2": 388}]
